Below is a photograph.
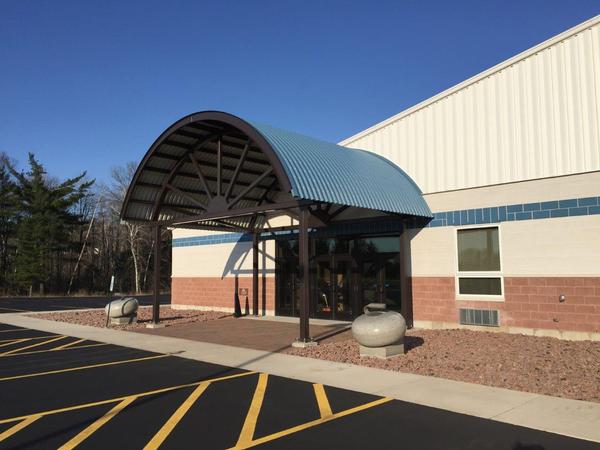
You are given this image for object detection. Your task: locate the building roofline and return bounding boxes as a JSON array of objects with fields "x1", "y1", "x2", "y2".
[{"x1": 339, "y1": 14, "x2": 600, "y2": 146}]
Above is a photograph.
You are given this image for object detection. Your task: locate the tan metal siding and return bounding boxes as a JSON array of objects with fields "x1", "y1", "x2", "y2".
[{"x1": 342, "y1": 17, "x2": 600, "y2": 194}]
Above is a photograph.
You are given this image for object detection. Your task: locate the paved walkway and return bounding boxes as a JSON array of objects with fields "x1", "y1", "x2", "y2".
[
  {"x1": 137, "y1": 316, "x2": 352, "y2": 352},
  {"x1": 2, "y1": 312, "x2": 600, "y2": 444}
]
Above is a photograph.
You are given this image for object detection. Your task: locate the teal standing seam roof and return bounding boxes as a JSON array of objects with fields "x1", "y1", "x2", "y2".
[{"x1": 248, "y1": 121, "x2": 432, "y2": 218}]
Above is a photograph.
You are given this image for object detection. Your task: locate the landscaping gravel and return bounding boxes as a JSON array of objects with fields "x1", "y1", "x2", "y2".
[
  {"x1": 29, "y1": 306, "x2": 228, "y2": 330},
  {"x1": 286, "y1": 328, "x2": 600, "y2": 403}
]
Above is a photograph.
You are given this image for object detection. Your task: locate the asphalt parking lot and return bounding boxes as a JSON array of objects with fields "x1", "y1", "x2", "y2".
[
  {"x1": 0, "y1": 294, "x2": 170, "y2": 314},
  {"x1": 0, "y1": 323, "x2": 598, "y2": 449}
]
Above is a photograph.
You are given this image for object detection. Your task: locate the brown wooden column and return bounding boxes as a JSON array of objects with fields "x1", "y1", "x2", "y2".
[
  {"x1": 152, "y1": 223, "x2": 161, "y2": 324},
  {"x1": 399, "y1": 222, "x2": 413, "y2": 327},
  {"x1": 298, "y1": 207, "x2": 310, "y2": 342},
  {"x1": 252, "y1": 230, "x2": 259, "y2": 316}
]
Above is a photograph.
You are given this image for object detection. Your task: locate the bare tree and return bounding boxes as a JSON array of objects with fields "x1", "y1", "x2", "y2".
[{"x1": 102, "y1": 162, "x2": 148, "y2": 294}]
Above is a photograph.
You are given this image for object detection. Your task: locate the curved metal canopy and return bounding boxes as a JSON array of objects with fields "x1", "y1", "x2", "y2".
[{"x1": 121, "y1": 111, "x2": 432, "y2": 228}]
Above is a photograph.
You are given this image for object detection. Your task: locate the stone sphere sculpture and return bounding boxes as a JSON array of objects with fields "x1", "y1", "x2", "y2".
[
  {"x1": 105, "y1": 297, "x2": 139, "y2": 319},
  {"x1": 352, "y1": 303, "x2": 407, "y2": 348}
]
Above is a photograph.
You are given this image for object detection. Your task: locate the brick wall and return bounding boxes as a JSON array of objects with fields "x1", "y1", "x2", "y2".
[
  {"x1": 172, "y1": 276, "x2": 275, "y2": 314},
  {"x1": 411, "y1": 277, "x2": 600, "y2": 333}
]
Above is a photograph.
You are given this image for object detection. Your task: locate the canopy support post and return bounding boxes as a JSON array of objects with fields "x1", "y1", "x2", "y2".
[
  {"x1": 252, "y1": 230, "x2": 259, "y2": 316},
  {"x1": 295, "y1": 206, "x2": 314, "y2": 346}
]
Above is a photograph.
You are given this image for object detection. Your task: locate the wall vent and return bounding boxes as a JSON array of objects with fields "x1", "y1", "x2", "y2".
[{"x1": 459, "y1": 308, "x2": 499, "y2": 327}]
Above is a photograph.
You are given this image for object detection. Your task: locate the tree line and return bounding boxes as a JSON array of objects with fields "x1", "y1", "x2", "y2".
[{"x1": 0, "y1": 152, "x2": 170, "y2": 297}]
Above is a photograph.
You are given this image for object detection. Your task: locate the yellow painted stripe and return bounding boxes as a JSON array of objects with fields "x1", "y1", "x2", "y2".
[
  {"x1": 0, "y1": 354, "x2": 170, "y2": 382},
  {"x1": 0, "y1": 335, "x2": 66, "y2": 356},
  {"x1": 143, "y1": 382, "x2": 210, "y2": 450},
  {"x1": 0, "y1": 339, "x2": 27, "y2": 349},
  {"x1": 230, "y1": 397, "x2": 393, "y2": 450},
  {"x1": 313, "y1": 384, "x2": 333, "y2": 418},
  {"x1": 235, "y1": 373, "x2": 269, "y2": 447},
  {"x1": 0, "y1": 342, "x2": 109, "y2": 358},
  {"x1": 57, "y1": 396, "x2": 137, "y2": 450},
  {"x1": 0, "y1": 328, "x2": 29, "y2": 332},
  {"x1": 0, "y1": 335, "x2": 55, "y2": 344},
  {"x1": 0, "y1": 371, "x2": 255, "y2": 425},
  {"x1": 0, "y1": 414, "x2": 42, "y2": 443},
  {"x1": 51, "y1": 339, "x2": 86, "y2": 351}
]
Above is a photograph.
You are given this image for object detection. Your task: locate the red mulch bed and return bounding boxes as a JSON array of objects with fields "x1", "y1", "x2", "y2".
[
  {"x1": 29, "y1": 306, "x2": 228, "y2": 330},
  {"x1": 286, "y1": 329, "x2": 600, "y2": 403}
]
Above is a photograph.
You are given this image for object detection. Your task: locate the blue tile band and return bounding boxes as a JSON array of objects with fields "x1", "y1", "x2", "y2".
[
  {"x1": 173, "y1": 219, "x2": 404, "y2": 247},
  {"x1": 173, "y1": 195, "x2": 600, "y2": 246},
  {"x1": 425, "y1": 196, "x2": 600, "y2": 228}
]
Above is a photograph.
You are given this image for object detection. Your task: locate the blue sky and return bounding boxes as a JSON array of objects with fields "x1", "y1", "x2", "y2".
[{"x1": 1, "y1": 0, "x2": 599, "y2": 183}]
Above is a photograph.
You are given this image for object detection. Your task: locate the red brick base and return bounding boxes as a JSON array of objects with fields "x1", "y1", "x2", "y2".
[
  {"x1": 172, "y1": 275, "x2": 600, "y2": 333},
  {"x1": 172, "y1": 276, "x2": 275, "y2": 314},
  {"x1": 411, "y1": 277, "x2": 600, "y2": 333}
]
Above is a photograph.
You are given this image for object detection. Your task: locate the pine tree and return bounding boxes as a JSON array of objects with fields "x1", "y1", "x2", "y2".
[
  {"x1": 8, "y1": 153, "x2": 94, "y2": 294},
  {"x1": 0, "y1": 153, "x2": 17, "y2": 292}
]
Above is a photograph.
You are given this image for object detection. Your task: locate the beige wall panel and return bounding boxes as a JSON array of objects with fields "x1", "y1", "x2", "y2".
[
  {"x1": 424, "y1": 171, "x2": 600, "y2": 211},
  {"x1": 172, "y1": 228, "x2": 219, "y2": 238},
  {"x1": 407, "y1": 227, "x2": 456, "y2": 276},
  {"x1": 265, "y1": 215, "x2": 297, "y2": 228},
  {"x1": 172, "y1": 239, "x2": 276, "y2": 278},
  {"x1": 408, "y1": 215, "x2": 600, "y2": 277},
  {"x1": 502, "y1": 215, "x2": 600, "y2": 276},
  {"x1": 341, "y1": 16, "x2": 600, "y2": 194}
]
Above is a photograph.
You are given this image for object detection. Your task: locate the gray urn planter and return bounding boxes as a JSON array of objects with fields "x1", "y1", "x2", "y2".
[
  {"x1": 352, "y1": 303, "x2": 407, "y2": 348},
  {"x1": 105, "y1": 297, "x2": 139, "y2": 318}
]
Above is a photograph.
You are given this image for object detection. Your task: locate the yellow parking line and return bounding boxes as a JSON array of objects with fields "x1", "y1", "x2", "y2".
[
  {"x1": 0, "y1": 342, "x2": 109, "y2": 358},
  {"x1": 0, "y1": 335, "x2": 66, "y2": 356},
  {"x1": 0, "y1": 371, "x2": 255, "y2": 425},
  {"x1": 0, "y1": 335, "x2": 58, "y2": 345},
  {"x1": 230, "y1": 397, "x2": 394, "y2": 449},
  {"x1": 0, "y1": 339, "x2": 27, "y2": 349},
  {"x1": 0, "y1": 328, "x2": 29, "y2": 332},
  {"x1": 0, "y1": 335, "x2": 55, "y2": 344},
  {"x1": 52, "y1": 339, "x2": 85, "y2": 351},
  {"x1": 0, "y1": 354, "x2": 170, "y2": 382},
  {"x1": 57, "y1": 396, "x2": 138, "y2": 450},
  {"x1": 313, "y1": 384, "x2": 333, "y2": 418},
  {"x1": 143, "y1": 382, "x2": 210, "y2": 449},
  {"x1": 235, "y1": 373, "x2": 269, "y2": 448},
  {"x1": 0, "y1": 414, "x2": 42, "y2": 443}
]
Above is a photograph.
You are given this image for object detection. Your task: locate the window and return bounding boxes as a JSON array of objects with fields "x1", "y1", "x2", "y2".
[{"x1": 456, "y1": 227, "x2": 503, "y2": 298}]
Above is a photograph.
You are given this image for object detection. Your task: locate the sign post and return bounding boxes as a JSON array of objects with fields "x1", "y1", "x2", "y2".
[{"x1": 105, "y1": 275, "x2": 115, "y2": 327}]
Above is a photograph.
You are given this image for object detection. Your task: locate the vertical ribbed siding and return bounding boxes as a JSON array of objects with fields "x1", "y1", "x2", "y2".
[{"x1": 342, "y1": 18, "x2": 600, "y2": 194}]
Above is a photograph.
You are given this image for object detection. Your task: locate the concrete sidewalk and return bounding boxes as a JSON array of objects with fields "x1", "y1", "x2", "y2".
[{"x1": 2, "y1": 312, "x2": 599, "y2": 444}]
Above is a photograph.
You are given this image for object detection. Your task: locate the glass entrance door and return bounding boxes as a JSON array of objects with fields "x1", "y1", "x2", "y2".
[
  {"x1": 382, "y1": 254, "x2": 401, "y2": 311},
  {"x1": 333, "y1": 256, "x2": 353, "y2": 319},
  {"x1": 275, "y1": 240, "x2": 300, "y2": 317},
  {"x1": 314, "y1": 255, "x2": 353, "y2": 320},
  {"x1": 360, "y1": 259, "x2": 381, "y2": 306},
  {"x1": 315, "y1": 257, "x2": 332, "y2": 317},
  {"x1": 358, "y1": 254, "x2": 401, "y2": 312}
]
